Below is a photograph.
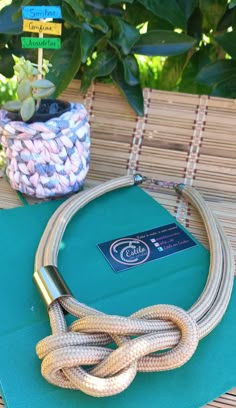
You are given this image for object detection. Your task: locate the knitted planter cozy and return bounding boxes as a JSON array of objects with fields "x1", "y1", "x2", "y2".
[{"x1": 0, "y1": 103, "x2": 90, "y2": 199}]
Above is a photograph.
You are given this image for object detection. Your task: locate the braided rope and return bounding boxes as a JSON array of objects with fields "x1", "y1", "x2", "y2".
[
  {"x1": 34, "y1": 175, "x2": 234, "y2": 397},
  {"x1": 0, "y1": 103, "x2": 90, "y2": 198}
]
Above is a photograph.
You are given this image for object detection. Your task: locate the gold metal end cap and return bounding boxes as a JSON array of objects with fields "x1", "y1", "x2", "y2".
[{"x1": 33, "y1": 265, "x2": 72, "y2": 309}]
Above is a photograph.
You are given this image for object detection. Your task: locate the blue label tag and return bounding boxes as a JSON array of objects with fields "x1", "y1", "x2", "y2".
[
  {"x1": 97, "y1": 223, "x2": 197, "y2": 272},
  {"x1": 22, "y1": 6, "x2": 62, "y2": 20}
]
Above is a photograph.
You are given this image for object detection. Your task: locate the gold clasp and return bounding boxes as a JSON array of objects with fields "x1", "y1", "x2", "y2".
[{"x1": 33, "y1": 265, "x2": 72, "y2": 310}]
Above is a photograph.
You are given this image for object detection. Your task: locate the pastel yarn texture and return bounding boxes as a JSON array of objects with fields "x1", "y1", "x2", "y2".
[{"x1": 0, "y1": 103, "x2": 90, "y2": 198}]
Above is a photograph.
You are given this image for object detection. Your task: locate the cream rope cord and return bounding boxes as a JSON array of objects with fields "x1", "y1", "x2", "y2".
[{"x1": 34, "y1": 174, "x2": 235, "y2": 397}]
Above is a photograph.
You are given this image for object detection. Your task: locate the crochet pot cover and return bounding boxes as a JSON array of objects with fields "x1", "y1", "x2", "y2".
[{"x1": 0, "y1": 103, "x2": 90, "y2": 198}]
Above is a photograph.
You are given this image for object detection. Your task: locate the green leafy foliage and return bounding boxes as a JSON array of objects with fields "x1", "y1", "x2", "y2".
[
  {"x1": 111, "y1": 17, "x2": 140, "y2": 55},
  {"x1": 177, "y1": 0, "x2": 198, "y2": 19},
  {"x1": 196, "y1": 60, "x2": 236, "y2": 85},
  {"x1": 199, "y1": 0, "x2": 228, "y2": 29},
  {"x1": 158, "y1": 53, "x2": 189, "y2": 91},
  {"x1": 112, "y1": 62, "x2": 144, "y2": 116},
  {"x1": 122, "y1": 55, "x2": 140, "y2": 85},
  {"x1": 80, "y1": 30, "x2": 104, "y2": 63},
  {"x1": 137, "y1": 0, "x2": 186, "y2": 29},
  {"x1": 0, "y1": 48, "x2": 15, "y2": 77},
  {"x1": 0, "y1": 74, "x2": 17, "y2": 106},
  {"x1": 108, "y1": 0, "x2": 133, "y2": 4},
  {"x1": 214, "y1": 31, "x2": 236, "y2": 58},
  {"x1": 3, "y1": 57, "x2": 55, "y2": 121},
  {"x1": 133, "y1": 31, "x2": 196, "y2": 56},
  {"x1": 46, "y1": 33, "x2": 82, "y2": 97},
  {"x1": 0, "y1": 3, "x2": 22, "y2": 34},
  {"x1": 1, "y1": 0, "x2": 236, "y2": 116},
  {"x1": 229, "y1": 0, "x2": 236, "y2": 9},
  {"x1": 80, "y1": 50, "x2": 117, "y2": 93}
]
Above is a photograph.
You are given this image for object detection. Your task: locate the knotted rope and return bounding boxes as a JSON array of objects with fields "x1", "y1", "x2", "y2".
[
  {"x1": 34, "y1": 175, "x2": 234, "y2": 397},
  {"x1": 0, "y1": 103, "x2": 90, "y2": 198}
]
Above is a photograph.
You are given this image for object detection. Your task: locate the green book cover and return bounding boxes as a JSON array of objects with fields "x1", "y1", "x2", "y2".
[{"x1": 0, "y1": 185, "x2": 235, "y2": 408}]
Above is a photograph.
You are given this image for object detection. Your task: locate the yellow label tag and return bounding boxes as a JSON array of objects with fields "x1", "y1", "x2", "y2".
[{"x1": 23, "y1": 19, "x2": 62, "y2": 35}]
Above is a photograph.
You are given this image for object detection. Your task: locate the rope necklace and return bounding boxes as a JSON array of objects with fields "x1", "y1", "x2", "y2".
[{"x1": 34, "y1": 175, "x2": 235, "y2": 397}]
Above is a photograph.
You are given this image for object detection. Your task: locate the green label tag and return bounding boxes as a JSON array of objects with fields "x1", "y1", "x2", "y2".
[{"x1": 21, "y1": 37, "x2": 61, "y2": 49}]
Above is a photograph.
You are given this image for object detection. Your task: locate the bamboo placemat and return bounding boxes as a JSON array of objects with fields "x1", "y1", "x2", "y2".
[{"x1": 0, "y1": 80, "x2": 236, "y2": 407}]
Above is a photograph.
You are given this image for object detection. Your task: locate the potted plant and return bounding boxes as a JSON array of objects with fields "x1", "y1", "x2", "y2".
[{"x1": 0, "y1": 57, "x2": 90, "y2": 199}]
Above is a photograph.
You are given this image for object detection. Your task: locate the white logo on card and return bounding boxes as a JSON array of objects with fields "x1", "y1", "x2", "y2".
[{"x1": 109, "y1": 238, "x2": 150, "y2": 266}]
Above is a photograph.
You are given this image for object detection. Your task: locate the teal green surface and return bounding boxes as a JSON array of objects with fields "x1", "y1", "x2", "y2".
[{"x1": 0, "y1": 186, "x2": 235, "y2": 408}]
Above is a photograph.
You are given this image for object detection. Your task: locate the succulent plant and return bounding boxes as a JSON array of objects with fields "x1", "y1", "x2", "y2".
[{"x1": 3, "y1": 57, "x2": 55, "y2": 122}]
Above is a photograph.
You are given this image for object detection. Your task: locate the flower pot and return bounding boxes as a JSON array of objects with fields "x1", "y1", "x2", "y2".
[
  {"x1": 7, "y1": 99, "x2": 71, "y2": 123},
  {"x1": 0, "y1": 102, "x2": 90, "y2": 199}
]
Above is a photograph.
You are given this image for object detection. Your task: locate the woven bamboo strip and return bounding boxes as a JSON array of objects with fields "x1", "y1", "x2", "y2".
[
  {"x1": 0, "y1": 178, "x2": 22, "y2": 208},
  {"x1": 205, "y1": 388, "x2": 236, "y2": 408},
  {"x1": 0, "y1": 81, "x2": 235, "y2": 407}
]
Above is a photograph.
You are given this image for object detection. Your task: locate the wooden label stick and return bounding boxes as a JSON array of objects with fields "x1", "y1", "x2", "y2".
[{"x1": 37, "y1": 19, "x2": 44, "y2": 80}]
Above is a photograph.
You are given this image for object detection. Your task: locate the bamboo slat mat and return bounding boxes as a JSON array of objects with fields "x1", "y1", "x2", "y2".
[{"x1": 0, "y1": 80, "x2": 236, "y2": 407}]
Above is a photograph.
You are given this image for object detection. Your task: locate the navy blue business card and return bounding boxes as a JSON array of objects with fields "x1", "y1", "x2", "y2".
[{"x1": 97, "y1": 223, "x2": 197, "y2": 273}]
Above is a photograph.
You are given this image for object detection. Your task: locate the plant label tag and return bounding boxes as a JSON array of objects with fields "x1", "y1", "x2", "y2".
[
  {"x1": 97, "y1": 222, "x2": 197, "y2": 272},
  {"x1": 21, "y1": 37, "x2": 61, "y2": 49},
  {"x1": 23, "y1": 20, "x2": 62, "y2": 35},
  {"x1": 22, "y1": 6, "x2": 62, "y2": 20}
]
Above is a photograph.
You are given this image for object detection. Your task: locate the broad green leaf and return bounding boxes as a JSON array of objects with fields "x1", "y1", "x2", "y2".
[
  {"x1": 211, "y1": 76, "x2": 236, "y2": 97},
  {"x1": 80, "y1": 30, "x2": 104, "y2": 64},
  {"x1": 21, "y1": 96, "x2": 35, "y2": 122},
  {"x1": 148, "y1": 16, "x2": 174, "y2": 31},
  {"x1": 133, "y1": 30, "x2": 196, "y2": 56},
  {"x1": 90, "y1": 16, "x2": 109, "y2": 33},
  {"x1": 124, "y1": 2, "x2": 155, "y2": 26},
  {"x1": 80, "y1": 50, "x2": 117, "y2": 94},
  {"x1": 0, "y1": 36, "x2": 6, "y2": 48},
  {"x1": 12, "y1": 0, "x2": 35, "y2": 22},
  {"x1": 12, "y1": 7, "x2": 22, "y2": 23},
  {"x1": 111, "y1": 17, "x2": 140, "y2": 55},
  {"x1": 199, "y1": 0, "x2": 228, "y2": 29},
  {"x1": 0, "y1": 48, "x2": 15, "y2": 78},
  {"x1": 179, "y1": 72, "x2": 212, "y2": 94},
  {"x1": 107, "y1": 39, "x2": 122, "y2": 59},
  {"x1": 217, "y1": 8, "x2": 234, "y2": 31},
  {"x1": 196, "y1": 60, "x2": 236, "y2": 85},
  {"x1": 0, "y1": 4, "x2": 22, "y2": 35},
  {"x1": 63, "y1": 0, "x2": 91, "y2": 20},
  {"x1": 86, "y1": 0, "x2": 107, "y2": 9},
  {"x1": 159, "y1": 53, "x2": 188, "y2": 91},
  {"x1": 192, "y1": 44, "x2": 214, "y2": 70},
  {"x1": 137, "y1": 0, "x2": 186, "y2": 29},
  {"x1": 108, "y1": 0, "x2": 133, "y2": 4},
  {"x1": 112, "y1": 64, "x2": 144, "y2": 116},
  {"x1": 48, "y1": 0, "x2": 62, "y2": 4},
  {"x1": 17, "y1": 79, "x2": 31, "y2": 101},
  {"x1": 187, "y1": 6, "x2": 203, "y2": 41},
  {"x1": 215, "y1": 30, "x2": 236, "y2": 58},
  {"x1": 62, "y1": 3, "x2": 93, "y2": 31},
  {"x1": 178, "y1": 47, "x2": 213, "y2": 94},
  {"x1": 47, "y1": 33, "x2": 82, "y2": 97},
  {"x1": 229, "y1": 0, "x2": 236, "y2": 9},
  {"x1": 177, "y1": 0, "x2": 198, "y2": 19},
  {"x1": 122, "y1": 55, "x2": 140, "y2": 85},
  {"x1": 2, "y1": 100, "x2": 21, "y2": 112}
]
